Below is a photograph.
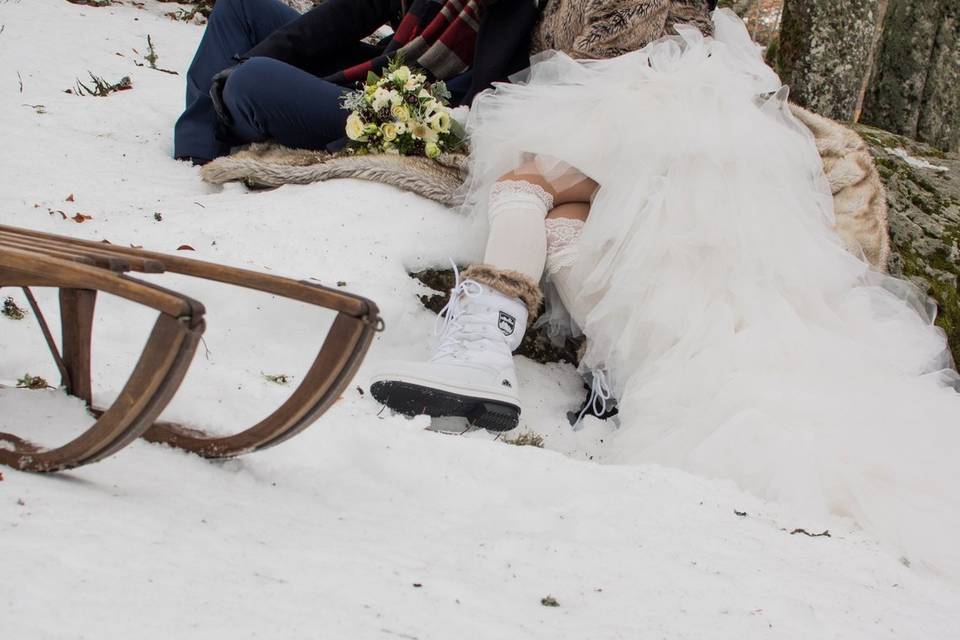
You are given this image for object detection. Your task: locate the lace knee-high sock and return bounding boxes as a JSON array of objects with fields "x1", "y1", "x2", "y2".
[
  {"x1": 545, "y1": 217, "x2": 588, "y2": 329},
  {"x1": 463, "y1": 180, "x2": 553, "y2": 321},
  {"x1": 482, "y1": 180, "x2": 554, "y2": 282}
]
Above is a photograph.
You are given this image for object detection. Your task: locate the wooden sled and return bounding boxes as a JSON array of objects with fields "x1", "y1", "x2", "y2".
[{"x1": 0, "y1": 225, "x2": 381, "y2": 472}]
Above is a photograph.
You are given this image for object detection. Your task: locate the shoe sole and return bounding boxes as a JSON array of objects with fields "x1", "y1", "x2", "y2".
[{"x1": 370, "y1": 380, "x2": 520, "y2": 432}]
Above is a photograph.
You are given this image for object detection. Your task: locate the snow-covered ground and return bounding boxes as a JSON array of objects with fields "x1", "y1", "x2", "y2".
[{"x1": 2, "y1": 2, "x2": 960, "y2": 638}]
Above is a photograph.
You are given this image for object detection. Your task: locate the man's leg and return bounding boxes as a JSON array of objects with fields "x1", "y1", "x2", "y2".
[
  {"x1": 174, "y1": 0, "x2": 300, "y2": 162},
  {"x1": 370, "y1": 165, "x2": 597, "y2": 431},
  {"x1": 220, "y1": 56, "x2": 351, "y2": 150}
]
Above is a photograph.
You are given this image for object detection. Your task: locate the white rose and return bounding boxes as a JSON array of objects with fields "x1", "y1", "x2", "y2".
[
  {"x1": 381, "y1": 122, "x2": 398, "y2": 142},
  {"x1": 391, "y1": 104, "x2": 411, "y2": 122},
  {"x1": 345, "y1": 113, "x2": 367, "y2": 141},
  {"x1": 391, "y1": 66, "x2": 411, "y2": 84}
]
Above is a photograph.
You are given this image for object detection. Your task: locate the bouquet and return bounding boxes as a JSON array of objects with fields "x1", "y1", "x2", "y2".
[{"x1": 340, "y1": 58, "x2": 463, "y2": 158}]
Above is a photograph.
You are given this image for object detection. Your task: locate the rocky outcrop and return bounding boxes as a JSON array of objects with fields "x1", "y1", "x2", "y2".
[
  {"x1": 778, "y1": 0, "x2": 881, "y2": 121},
  {"x1": 860, "y1": 0, "x2": 960, "y2": 153},
  {"x1": 857, "y1": 126, "x2": 960, "y2": 364}
]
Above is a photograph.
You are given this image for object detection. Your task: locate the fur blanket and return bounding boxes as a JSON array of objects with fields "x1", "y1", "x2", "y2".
[
  {"x1": 201, "y1": 105, "x2": 890, "y2": 270},
  {"x1": 201, "y1": 145, "x2": 469, "y2": 207}
]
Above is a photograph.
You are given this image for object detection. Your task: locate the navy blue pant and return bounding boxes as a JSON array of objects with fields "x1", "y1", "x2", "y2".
[
  {"x1": 174, "y1": 0, "x2": 375, "y2": 161},
  {"x1": 174, "y1": 0, "x2": 472, "y2": 161}
]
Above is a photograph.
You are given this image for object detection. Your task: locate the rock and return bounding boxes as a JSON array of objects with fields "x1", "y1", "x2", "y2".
[
  {"x1": 778, "y1": 0, "x2": 881, "y2": 121},
  {"x1": 856, "y1": 125, "x2": 960, "y2": 364},
  {"x1": 861, "y1": 0, "x2": 960, "y2": 153}
]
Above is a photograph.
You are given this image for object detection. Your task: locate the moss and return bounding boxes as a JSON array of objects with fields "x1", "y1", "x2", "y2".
[
  {"x1": 896, "y1": 246, "x2": 960, "y2": 366},
  {"x1": 502, "y1": 431, "x2": 545, "y2": 448},
  {"x1": 2, "y1": 297, "x2": 26, "y2": 320},
  {"x1": 16, "y1": 374, "x2": 50, "y2": 390}
]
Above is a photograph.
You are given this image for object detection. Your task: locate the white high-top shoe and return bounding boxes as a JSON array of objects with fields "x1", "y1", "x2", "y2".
[{"x1": 371, "y1": 274, "x2": 528, "y2": 431}]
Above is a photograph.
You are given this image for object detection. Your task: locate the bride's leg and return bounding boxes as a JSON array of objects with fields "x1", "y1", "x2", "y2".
[
  {"x1": 544, "y1": 203, "x2": 590, "y2": 329},
  {"x1": 369, "y1": 162, "x2": 596, "y2": 432},
  {"x1": 465, "y1": 162, "x2": 597, "y2": 319}
]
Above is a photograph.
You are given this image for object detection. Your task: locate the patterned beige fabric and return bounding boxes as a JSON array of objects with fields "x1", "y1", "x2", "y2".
[{"x1": 531, "y1": 0, "x2": 712, "y2": 60}]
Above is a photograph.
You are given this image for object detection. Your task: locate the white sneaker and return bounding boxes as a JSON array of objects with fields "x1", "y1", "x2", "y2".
[{"x1": 370, "y1": 272, "x2": 527, "y2": 431}]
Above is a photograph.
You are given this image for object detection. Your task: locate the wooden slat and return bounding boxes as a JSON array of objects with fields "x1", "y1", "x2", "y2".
[
  {"x1": 1, "y1": 224, "x2": 371, "y2": 317},
  {"x1": 0, "y1": 231, "x2": 164, "y2": 273},
  {"x1": 0, "y1": 236, "x2": 130, "y2": 272},
  {"x1": 0, "y1": 247, "x2": 198, "y2": 319}
]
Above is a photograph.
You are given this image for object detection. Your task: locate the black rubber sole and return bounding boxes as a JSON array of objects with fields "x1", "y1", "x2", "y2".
[{"x1": 370, "y1": 380, "x2": 520, "y2": 432}]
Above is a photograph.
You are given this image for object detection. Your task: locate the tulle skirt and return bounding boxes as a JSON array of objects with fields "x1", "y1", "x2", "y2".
[{"x1": 463, "y1": 10, "x2": 960, "y2": 579}]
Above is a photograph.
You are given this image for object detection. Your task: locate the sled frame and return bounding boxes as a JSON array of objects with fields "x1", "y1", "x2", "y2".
[{"x1": 0, "y1": 225, "x2": 381, "y2": 471}]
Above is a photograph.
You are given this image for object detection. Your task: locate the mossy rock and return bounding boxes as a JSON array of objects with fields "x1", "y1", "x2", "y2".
[
  {"x1": 856, "y1": 124, "x2": 960, "y2": 365},
  {"x1": 409, "y1": 268, "x2": 581, "y2": 366}
]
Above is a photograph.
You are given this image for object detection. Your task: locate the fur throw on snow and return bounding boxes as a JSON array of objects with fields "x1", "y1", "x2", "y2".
[
  {"x1": 531, "y1": 0, "x2": 713, "y2": 60},
  {"x1": 789, "y1": 104, "x2": 890, "y2": 270},
  {"x1": 201, "y1": 106, "x2": 889, "y2": 271},
  {"x1": 201, "y1": 144, "x2": 469, "y2": 207}
]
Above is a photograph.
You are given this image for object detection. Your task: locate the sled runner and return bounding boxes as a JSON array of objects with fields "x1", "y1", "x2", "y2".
[{"x1": 0, "y1": 225, "x2": 381, "y2": 472}]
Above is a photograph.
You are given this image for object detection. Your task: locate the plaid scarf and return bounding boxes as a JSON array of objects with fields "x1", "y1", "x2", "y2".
[{"x1": 324, "y1": 0, "x2": 488, "y2": 86}]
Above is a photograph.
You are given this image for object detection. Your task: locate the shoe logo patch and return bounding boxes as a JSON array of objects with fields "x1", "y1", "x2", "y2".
[{"x1": 498, "y1": 311, "x2": 516, "y2": 337}]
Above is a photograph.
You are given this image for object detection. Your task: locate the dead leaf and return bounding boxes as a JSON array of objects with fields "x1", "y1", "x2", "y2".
[
  {"x1": 177, "y1": 244, "x2": 195, "y2": 251},
  {"x1": 129, "y1": 244, "x2": 143, "y2": 249},
  {"x1": 71, "y1": 212, "x2": 93, "y2": 223},
  {"x1": 65, "y1": 194, "x2": 75, "y2": 202}
]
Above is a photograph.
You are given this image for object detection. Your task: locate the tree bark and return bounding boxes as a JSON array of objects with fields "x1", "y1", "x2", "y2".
[
  {"x1": 860, "y1": 0, "x2": 960, "y2": 152},
  {"x1": 778, "y1": 0, "x2": 880, "y2": 121}
]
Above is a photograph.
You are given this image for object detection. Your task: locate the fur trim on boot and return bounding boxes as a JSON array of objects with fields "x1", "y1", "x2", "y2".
[{"x1": 463, "y1": 264, "x2": 544, "y2": 321}]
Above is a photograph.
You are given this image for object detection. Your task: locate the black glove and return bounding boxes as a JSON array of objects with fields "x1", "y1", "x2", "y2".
[{"x1": 209, "y1": 64, "x2": 238, "y2": 127}]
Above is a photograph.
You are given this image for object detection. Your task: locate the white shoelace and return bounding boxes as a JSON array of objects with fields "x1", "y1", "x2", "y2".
[
  {"x1": 432, "y1": 260, "x2": 486, "y2": 361},
  {"x1": 576, "y1": 369, "x2": 612, "y2": 426}
]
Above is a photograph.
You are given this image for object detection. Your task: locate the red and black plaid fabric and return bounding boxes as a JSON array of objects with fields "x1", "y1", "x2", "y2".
[{"x1": 324, "y1": 0, "x2": 488, "y2": 86}]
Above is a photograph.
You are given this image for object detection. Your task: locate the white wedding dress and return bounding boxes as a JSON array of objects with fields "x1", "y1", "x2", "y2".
[{"x1": 463, "y1": 10, "x2": 960, "y2": 579}]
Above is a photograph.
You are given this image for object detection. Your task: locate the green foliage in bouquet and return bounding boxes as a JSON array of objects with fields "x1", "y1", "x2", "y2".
[{"x1": 340, "y1": 57, "x2": 465, "y2": 158}]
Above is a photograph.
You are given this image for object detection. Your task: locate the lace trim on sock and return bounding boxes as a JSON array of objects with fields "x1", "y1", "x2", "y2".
[
  {"x1": 545, "y1": 217, "x2": 584, "y2": 275},
  {"x1": 490, "y1": 180, "x2": 555, "y2": 211}
]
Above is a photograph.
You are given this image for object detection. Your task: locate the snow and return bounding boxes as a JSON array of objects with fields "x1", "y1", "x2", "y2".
[
  {"x1": 888, "y1": 147, "x2": 950, "y2": 173},
  {"x1": 2, "y1": 2, "x2": 960, "y2": 638}
]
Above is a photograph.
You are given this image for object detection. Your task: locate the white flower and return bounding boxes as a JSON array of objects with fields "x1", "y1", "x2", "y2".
[
  {"x1": 425, "y1": 142, "x2": 441, "y2": 159},
  {"x1": 422, "y1": 99, "x2": 443, "y2": 120},
  {"x1": 396, "y1": 121, "x2": 408, "y2": 135},
  {"x1": 410, "y1": 121, "x2": 439, "y2": 143},
  {"x1": 390, "y1": 65, "x2": 411, "y2": 84},
  {"x1": 428, "y1": 110, "x2": 451, "y2": 133},
  {"x1": 372, "y1": 87, "x2": 393, "y2": 110},
  {"x1": 391, "y1": 104, "x2": 411, "y2": 122},
  {"x1": 381, "y1": 122, "x2": 399, "y2": 142},
  {"x1": 345, "y1": 113, "x2": 367, "y2": 141}
]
